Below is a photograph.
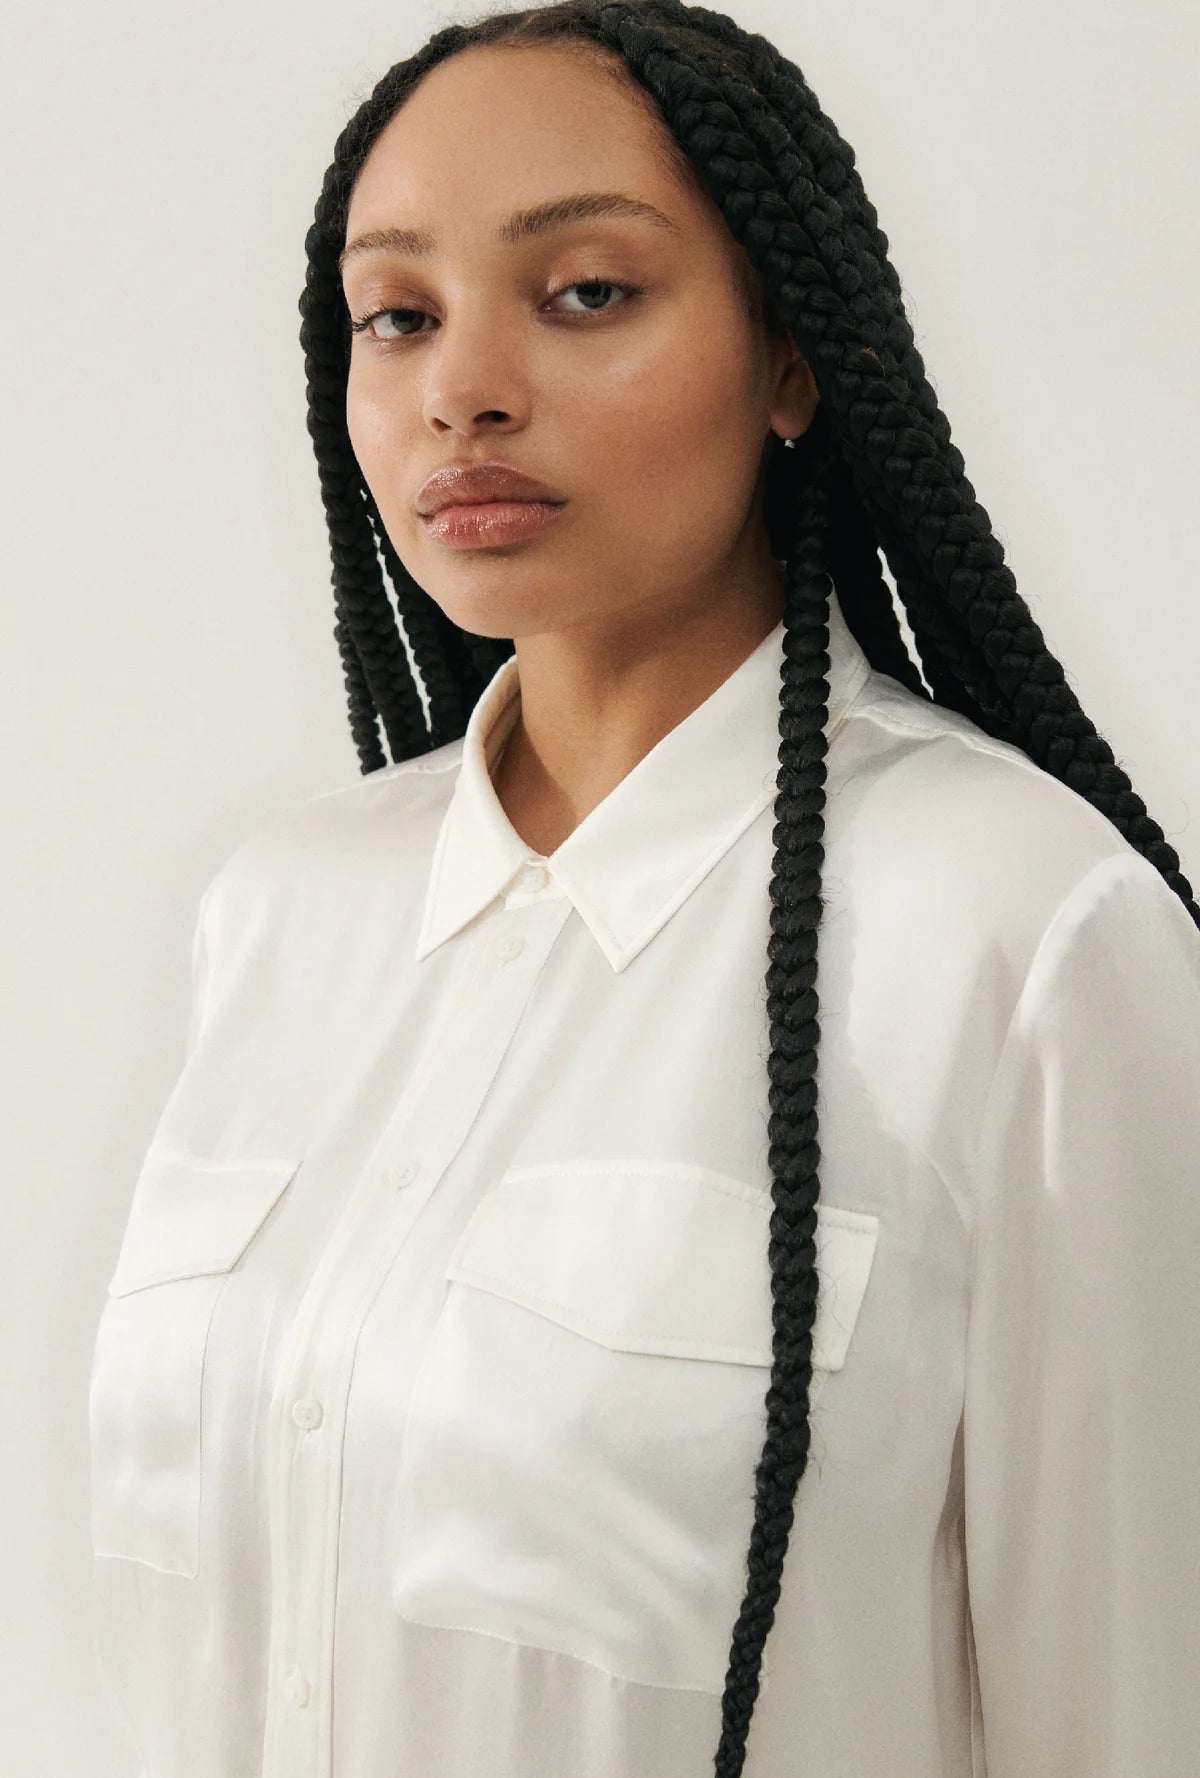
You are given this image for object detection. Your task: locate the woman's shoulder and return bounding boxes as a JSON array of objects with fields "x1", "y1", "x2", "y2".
[
  {"x1": 197, "y1": 737, "x2": 468, "y2": 927},
  {"x1": 839, "y1": 669, "x2": 1160, "y2": 970}
]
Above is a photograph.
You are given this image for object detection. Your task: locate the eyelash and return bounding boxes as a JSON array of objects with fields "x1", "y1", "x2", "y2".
[{"x1": 348, "y1": 275, "x2": 645, "y2": 343}]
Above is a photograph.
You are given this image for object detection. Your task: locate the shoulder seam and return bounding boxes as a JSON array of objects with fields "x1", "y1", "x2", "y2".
[
  {"x1": 848, "y1": 688, "x2": 1075, "y2": 784},
  {"x1": 304, "y1": 746, "x2": 464, "y2": 805},
  {"x1": 264, "y1": 746, "x2": 464, "y2": 824}
]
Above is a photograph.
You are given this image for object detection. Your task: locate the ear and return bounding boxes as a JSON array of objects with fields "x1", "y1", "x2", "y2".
[{"x1": 767, "y1": 338, "x2": 821, "y2": 445}]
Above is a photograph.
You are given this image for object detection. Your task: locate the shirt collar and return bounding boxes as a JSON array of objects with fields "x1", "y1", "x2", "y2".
[{"x1": 415, "y1": 589, "x2": 873, "y2": 973}]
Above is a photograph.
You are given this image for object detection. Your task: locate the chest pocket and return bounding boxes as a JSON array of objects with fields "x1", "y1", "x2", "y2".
[
  {"x1": 392, "y1": 1160, "x2": 880, "y2": 1695},
  {"x1": 88, "y1": 1147, "x2": 301, "y2": 1576}
]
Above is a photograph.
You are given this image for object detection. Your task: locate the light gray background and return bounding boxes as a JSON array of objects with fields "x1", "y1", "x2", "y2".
[{"x1": 4, "y1": 1, "x2": 1197, "y2": 1771}]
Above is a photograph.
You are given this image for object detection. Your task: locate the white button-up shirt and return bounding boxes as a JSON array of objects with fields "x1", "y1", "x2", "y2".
[{"x1": 88, "y1": 588, "x2": 1200, "y2": 1778}]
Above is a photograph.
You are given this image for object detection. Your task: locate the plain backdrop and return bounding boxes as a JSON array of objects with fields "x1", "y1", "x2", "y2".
[{"x1": 4, "y1": 1, "x2": 1197, "y2": 1771}]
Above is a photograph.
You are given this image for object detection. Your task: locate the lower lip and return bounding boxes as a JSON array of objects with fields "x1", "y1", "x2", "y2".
[{"x1": 421, "y1": 499, "x2": 566, "y2": 548}]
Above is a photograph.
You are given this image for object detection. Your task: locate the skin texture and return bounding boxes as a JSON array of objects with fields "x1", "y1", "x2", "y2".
[{"x1": 343, "y1": 40, "x2": 820, "y2": 856}]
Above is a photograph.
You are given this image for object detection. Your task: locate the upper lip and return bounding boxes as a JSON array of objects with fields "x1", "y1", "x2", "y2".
[{"x1": 416, "y1": 460, "x2": 567, "y2": 516}]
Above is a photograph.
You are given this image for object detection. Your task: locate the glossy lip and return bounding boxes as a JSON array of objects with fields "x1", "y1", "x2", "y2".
[
  {"x1": 416, "y1": 459, "x2": 567, "y2": 517},
  {"x1": 421, "y1": 499, "x2": 566, "y2": 549}
]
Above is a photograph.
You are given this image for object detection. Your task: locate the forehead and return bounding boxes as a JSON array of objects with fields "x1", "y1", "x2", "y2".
[{"x1": 344, "y1": 41, "x2": 702, "y2": 238}]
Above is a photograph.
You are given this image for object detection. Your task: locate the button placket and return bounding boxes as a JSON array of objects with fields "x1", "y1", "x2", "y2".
[{"x1": 263, "y1": 880, "x2": 573, "y2": 1776}]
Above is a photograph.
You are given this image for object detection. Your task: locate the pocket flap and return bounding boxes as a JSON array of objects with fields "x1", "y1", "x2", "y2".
[
  {"x1": 445, "y1": 1161, "x2": 880, "y2": 1370},
  {"x1": 107, "y1": 1149, "x2": 302, "y2": 1297}
]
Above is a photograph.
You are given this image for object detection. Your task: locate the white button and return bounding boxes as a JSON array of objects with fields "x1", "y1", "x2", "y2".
[
  {"x1": 520, "y1": 862, "x2": 550, "y2": 892},
  {"x1": 291, "y1": 1398, "x2": 323, "y2": 1430},
  {"x1": 496, "y1": 935, "x2": 525, "y2": 963},
  {"x1": 284, "y1": 1665, "x2": 310, "y2": 1708},
  {"x1": 388, "y1": 1161, "x2": 418, "y2": 1190}
]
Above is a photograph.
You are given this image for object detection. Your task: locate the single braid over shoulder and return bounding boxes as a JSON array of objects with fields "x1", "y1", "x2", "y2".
[{"x1": 297, "y1": 4, "x2": 1199, "y2": 1770}]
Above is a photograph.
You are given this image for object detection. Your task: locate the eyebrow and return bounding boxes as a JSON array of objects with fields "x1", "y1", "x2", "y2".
[{"x1": 337, "y1": 191, "x2": 683, "y2": 275}]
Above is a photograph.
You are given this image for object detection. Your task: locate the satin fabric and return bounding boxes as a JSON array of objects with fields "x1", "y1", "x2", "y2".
[{"x1": 89, "y1": 587, "x2": 1200, "y2": 1777}]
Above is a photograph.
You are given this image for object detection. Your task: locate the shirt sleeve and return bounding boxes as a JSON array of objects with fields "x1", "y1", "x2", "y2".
[{"x1": 963, "y1": 848, "x2": 1200, "y2": 1777}]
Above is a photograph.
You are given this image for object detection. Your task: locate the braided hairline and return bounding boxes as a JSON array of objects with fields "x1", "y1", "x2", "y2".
[{"x1": 314, "y1": 2, "x2": 982, "y2": 742}]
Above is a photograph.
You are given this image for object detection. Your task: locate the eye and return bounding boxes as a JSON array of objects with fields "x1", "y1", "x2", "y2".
[
  {"x1": 551, "y1": 276, "x2": 643, "y2": 316},
  {"x1": 348, "y1": 275, "x2": 645, "y2": 344}
]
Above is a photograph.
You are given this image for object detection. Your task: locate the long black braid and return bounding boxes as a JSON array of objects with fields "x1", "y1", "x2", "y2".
[{"x1": 296, "y1": 3, "x2": 1200, "y2": 1771}]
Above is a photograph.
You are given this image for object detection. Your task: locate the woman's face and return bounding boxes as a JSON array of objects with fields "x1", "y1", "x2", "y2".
[{"x1": 341, "y1": 41, "x2": 817, "y2": 644}]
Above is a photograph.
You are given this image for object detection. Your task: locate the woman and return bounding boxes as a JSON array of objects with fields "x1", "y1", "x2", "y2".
[{"x1": 88, "y1": 3, "x2": 1200, "y2": 1775}]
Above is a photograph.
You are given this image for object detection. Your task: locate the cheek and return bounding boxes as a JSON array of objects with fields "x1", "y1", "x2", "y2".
[
  {"x1": 345, "y1": 370, "x2": 396, "y2": 472},
  {"x1": 575, "y1": 329, "x2": 761, "y2": 522}
]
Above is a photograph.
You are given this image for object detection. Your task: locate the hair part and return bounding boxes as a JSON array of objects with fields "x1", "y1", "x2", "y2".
[{"x1": 298, "y1": 4, "x2": 1199, "y2": 1771}]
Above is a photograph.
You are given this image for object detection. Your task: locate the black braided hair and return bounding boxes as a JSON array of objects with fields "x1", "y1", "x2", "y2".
[{"x1": 297, "y1": 3, "x2": 1200, "y2": 1771}]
